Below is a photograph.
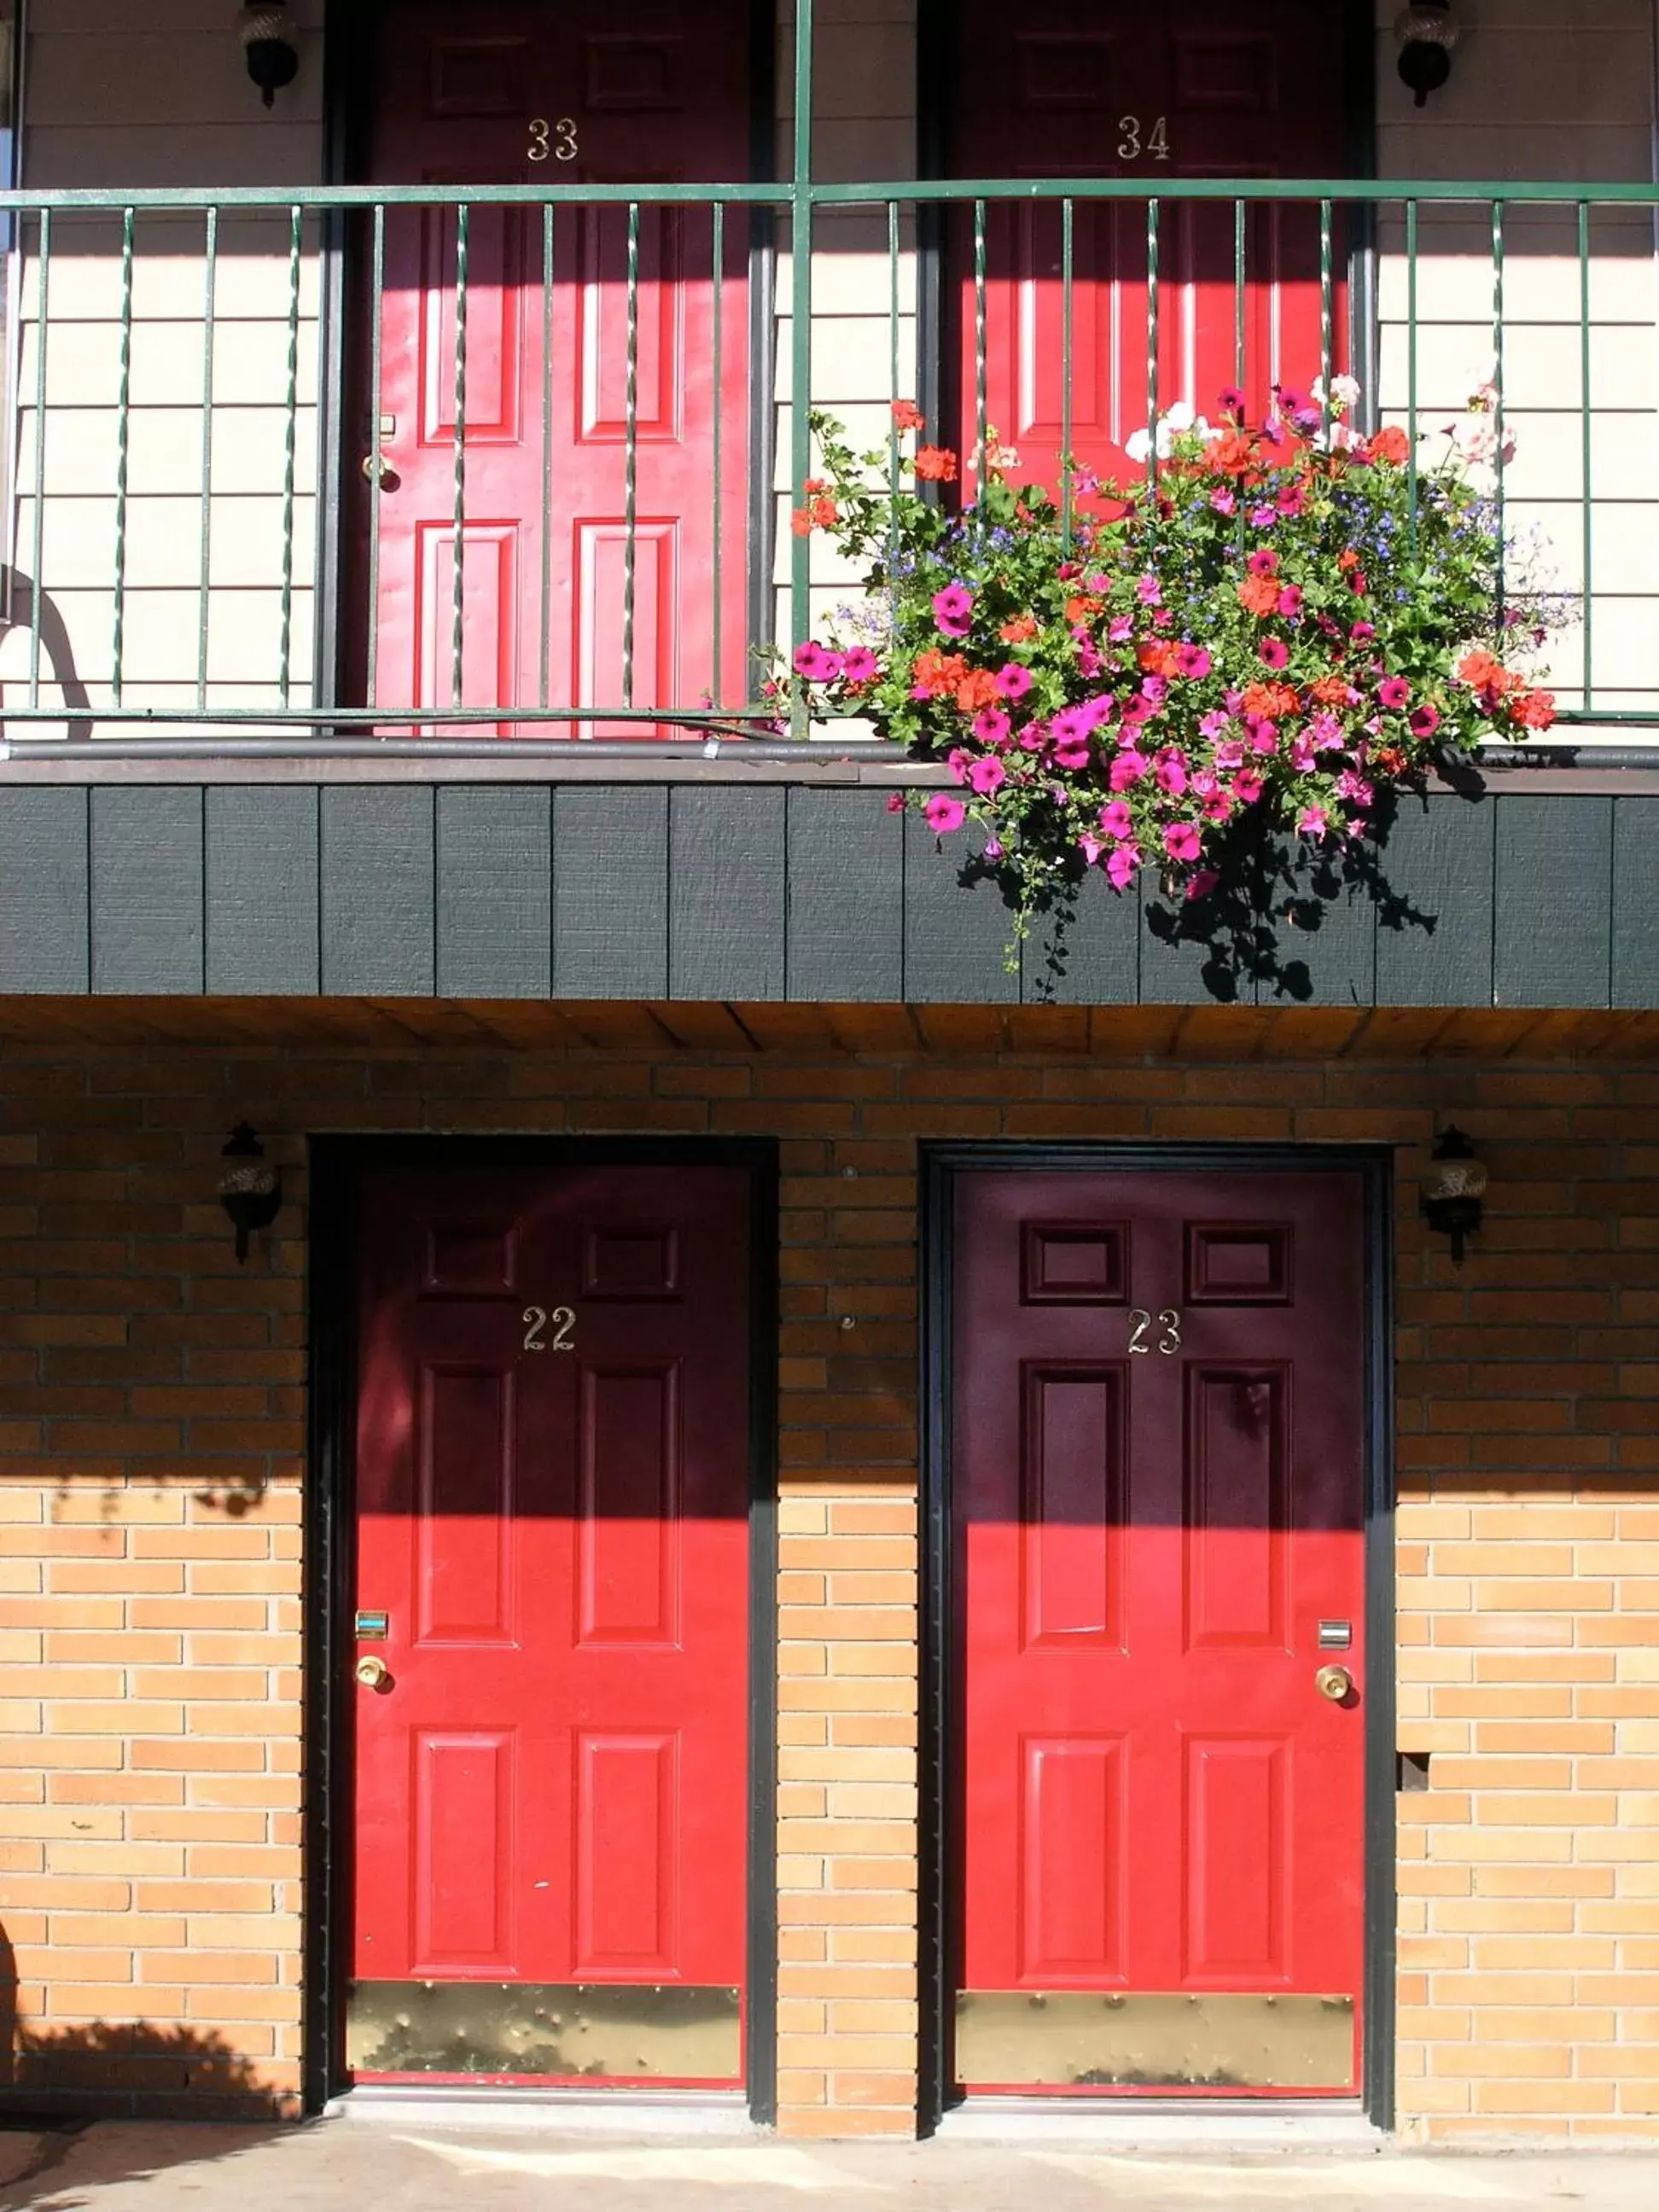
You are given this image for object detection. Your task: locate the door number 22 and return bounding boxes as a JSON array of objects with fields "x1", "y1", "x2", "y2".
[
  {"x1": 523, "y1": 1305, "x2": 575, "y2": 1353},
  {"x1": 528, "y1": 118, "x2": 579, "y2": 162},
  {"x1": 1128, "y1": 1307, "x2": 1181, "y2": 1356}
]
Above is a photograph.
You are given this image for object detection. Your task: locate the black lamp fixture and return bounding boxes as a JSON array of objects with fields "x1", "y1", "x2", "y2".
[
  {"x1": 1394, "y1": 3, "x2": 1462, "y2": 108},
  {"x1": 1423, "y1": 1126, "x2": 1487, "y2": 1264},
  {"x1": 218, "y1": 1123, "x2": 283, "y2": 1263},
  {"x1": 239, "y1": 3, "x2": 300, "y2": 109}
]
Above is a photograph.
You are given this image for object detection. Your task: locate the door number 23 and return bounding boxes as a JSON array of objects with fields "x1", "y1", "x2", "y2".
[
  {"x1": 1128, "y1": 1307, "x2": 1181, "y2": 1356},
  {"x1": 528, "y1": 118, "x2": 579, "y2": 162},
  {"x1": 523, "y1": 1305, "x2": 575, "y2": 1353}
]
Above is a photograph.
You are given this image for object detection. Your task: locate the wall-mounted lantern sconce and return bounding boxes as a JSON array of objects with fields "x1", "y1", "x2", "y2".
[
  {"x1": 218, "y1": 1123, "x2": 282, "y2": 1263},
  {"x1": 239, "y1": 3, "x2": 300, "y2": 109},
  {"x1": 1394, "y1": 3, "x2": 1462, "y2": 108},
  {"x1": 1423, "y1": 1125, "x2": 1487, "y2": 1264}
]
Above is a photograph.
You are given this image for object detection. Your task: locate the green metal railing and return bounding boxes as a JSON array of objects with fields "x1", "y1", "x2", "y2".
[{"x1": 0, "y1": 167, "x2": 1654, "y2": 743}]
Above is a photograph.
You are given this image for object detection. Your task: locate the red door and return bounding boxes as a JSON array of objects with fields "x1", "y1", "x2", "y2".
[
  {"x1": 349, "y1": 1161, "x2": 752, "y2": 2087},
  {"x1": 944, "y1": 3, "x2": 1352, "y2": 501},
  {"x1": 358, "y1": 1, "x2": 752, "y2": 736},
  {"x1": 953, "y1": 1168, "x2": 1367, "y2": 2096}
]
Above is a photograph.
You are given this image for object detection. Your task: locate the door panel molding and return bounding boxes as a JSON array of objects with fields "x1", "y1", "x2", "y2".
[
  {"x1": 304, "y1": 1136, "x2": 777, "y2": 2119},
  {"x1": 918, "y1": 1142, "x2": 1394, "y2": 2133}
]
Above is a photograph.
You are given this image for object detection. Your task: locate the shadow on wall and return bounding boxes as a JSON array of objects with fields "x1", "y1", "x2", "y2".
[
  {"x1": 0, "y1": 1926, "x2": 295, "y2": 2205},
  {"x1": 0, "y1": 572, "x2": 91, "y2": 736}
]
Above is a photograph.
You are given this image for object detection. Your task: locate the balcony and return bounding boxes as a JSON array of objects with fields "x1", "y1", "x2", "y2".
[{"x1": 0, "y1": 167, "x2": 1656, "y2": 1012}]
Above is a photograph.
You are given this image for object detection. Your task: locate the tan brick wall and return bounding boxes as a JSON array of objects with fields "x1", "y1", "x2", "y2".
[{"x1": 1, "y1": 1027, "x2": 1657, "y2": 2137}]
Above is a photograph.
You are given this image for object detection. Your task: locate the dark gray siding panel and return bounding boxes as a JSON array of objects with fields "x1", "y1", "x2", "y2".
[
  {"x1": 669, "y1": 787, "x2": 787, "y2": 1000},
  {"x1": 90, "y1": 787, "x2": 203, "y2": 995},
  {"x1": 1260, "y1": 839, "x2": 1377, "y2": 1010},
  {"x1": 435, "y1": 787, "x2": 552, "y2": 999},
  {"x1": 1493, "y1": 795, "x2": 1612, "y2": 1008},
  {"x1": 786, "y1": 788, "x2": 903, "y2": 1002},
  {"x1": 903, "y1": 814, "x2": 1018, "y2": 1003},
  {"x1": 1612, "y1": 797, "x2": 1659, "y2": 1010},
  {"x1": 0, "y1": 789, "x2": 89, "y2": 993},
  {"x1": 205, "y1": 787, "x2": 319, "y2": 996},
  {"x1": 552, "y1": 788, "x2": 668, "y2": 998},
  {"x1": 1374, "y1": 794, "x2": 1495, "y2": 1008},
  {"x1": 1022, "y1": 867, "x2": 1140, "y2": 1006},
  {"x1": 319, "y1": 788, "x2": 435, "y2": 996}
]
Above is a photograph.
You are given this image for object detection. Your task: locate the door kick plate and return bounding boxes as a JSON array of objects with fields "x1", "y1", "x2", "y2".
[
  {"x1": 954, "y1": 1989, "x2": 1356, "y2": 2090},
  {"x1": 346, "y1": 1979, "x2": 742, "y2": 2078}
]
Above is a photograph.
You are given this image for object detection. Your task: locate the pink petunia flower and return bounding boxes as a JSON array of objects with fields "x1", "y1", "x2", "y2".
[
  {"x1": 933, "y1": 584, "x2": 975, "y2": 637},
  {"x1": 1248, "y1": 549, "x2": 1280, "y2": 577},
  {"x1": 1277, "y1": 585, "x2": 1305, "y2": 618},
  {"x1": 1250, "y1": 504, "x2": 1278, "y2": 528},
  {"x1": 924, "y1": 794, "x2": 966, "y2": 835},
  {"x1": 1297, "y1": 804, "x2": 1331, "y2": 840},
  {"x1": 969, "y1": 755, "x2": 1007, "y2": 796},
  {"x1": 1108, "y1": 614, "x2": 1135, "y2": 643},
  {"x1": 1163, "y1": 821, "x2": 1203, "y2": 864},
  {"x1": 946, "y1": 748, "x2": 971, "y2": 784},
  {"x1": 1109, "y1": 747, "x2": 1149, "y2": 790},
  {"x1": 1155, "y1": 748, "x2": 1190, "y2": 797},
  {"x1": 885, "y1": 793, "x2": 905, "y2": 813},
  {"x1": 1218, "y1": 387, "x2": 1246, "y2": 416},
  {"x1": 1106, "y1": 844, "x2": 1143, "y2": 891},
  {"x1": 1232, "y1": 767, "x2": 1265, "y2": 804},
  {"x1": 1052, "y1": 736, "x2": 1091, "y2": 771},
  {"x1": 1098, "y1": 800, "x2": 1134, "y2": 840},
  {"x1": 841, "y1": 646, "x2": 880, "y2": 684},
  {"x1": 1079, "y1": 834, "x2": 1106, "y2": 867},
  {"x1": 1176, "y1": 643, "x2": 1213, "y2": 680},
  {"x1": 1210, "y1": 488, "x2": 1237, "y2": 515},
  {"x1": 997, "y1": 662, "x2": 1033, "y2": 701},
  {"x1": 1137, "y1": 573, "x2": 1163, "y2": 607},
  {"x1": 1019, "y1": 721, "x2": 1049, "y2": 753},
  {"x1": 1409, "y1": 703, "x2": 1441, "y2": 738},
  {"x1": 973, "y1": 707, "x2": 1012, "y2": 747},
  {"x1": 794, "y1": 642, "x2": 843, "y2": 682},
  {"x1": 1351, "y1": 621, "x2": 1376, "y2": 643},
  {"x1": 982, "y1": 837, "x2": 1004, "y2": 860},
  {"x1": 1259, "y1": 637, "x2": 1289, "y2": 670},
  {"x1": 1377, "y1": 678, "x2": 1411, "y2": 711},
  {"x1": 1186, "y1": 869, "x2": 1222, "y2": 899}
]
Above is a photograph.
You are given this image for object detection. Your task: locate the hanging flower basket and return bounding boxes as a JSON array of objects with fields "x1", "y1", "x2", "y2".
[{"x1": 782, "y1": 380, "x2": 1560, "y2": 969}]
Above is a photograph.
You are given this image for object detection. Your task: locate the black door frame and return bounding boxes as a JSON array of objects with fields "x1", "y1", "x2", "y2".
[
  {"x1": 918, "y1": 1141, "x2": 1396, "y2": 2133},
  {"x1": 302, "y1": 1134, "x2": 779, "y2": 2120}
]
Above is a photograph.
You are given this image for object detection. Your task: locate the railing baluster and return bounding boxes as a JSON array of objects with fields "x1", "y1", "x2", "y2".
[
  {"x1": 1406, "y1": 197, "x2": 1419, "y2": 553},
  {"x1": 1319, "y1": 196, "x2": 1334, "y2": 440},
  {"x1": 277, "y1": 202, "x2": 301, "y2": 709},
  {"x1": 540, "y1": 204, "x2": 554, "y2": 717},
  {"x1": 195, "y1": 206, "x2": 218, "y2": 712},
  {"x1": 1061, "y1": 195, "x2": 1074, "y2": 550},
  {"x1": 622, "y1": 199, "x2": 640, "y2": 717},
  {"x1": 1580, "y1": 199, "x2": 1594, "y2": 713},
  {"x1": 1233, "y1": 196, "x2": 1246, "y2": 397},
  {"x1": 366, "y1": 202, "x2": 386, "y2": 713},
  {"x1": 711, "y1": 199, "x2": 724, "y2": 711},
  {"x1": 888, "y1": 197, "x2": 900, "y2": 571},
  {"x1": 1145, "y1": 197, "x2": 1160, "y2": 488},
  {"x1": 1492, "y1": 199, "x2": 1506, "y2": 637},
  {"x1": 974, "y1": 196, "x2": 987, "y2": 512},
  {"x1": 451, "y1": 202, "x2": 470, "y2": 714},
  {"x1": 26, "y1": 207, "x2": 49, "y2": 712},
  {"x1": 111, "y1": 206, "x2": 134, "y2": 708}
]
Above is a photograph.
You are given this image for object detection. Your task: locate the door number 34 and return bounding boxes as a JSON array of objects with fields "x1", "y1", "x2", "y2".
[
  {"x1": 528, "y1": 118, "x2": 579, "y2": 162},
  {"x1": 523, "y1": 1305, "x2": 575, "y2": 1353},
  {"x1": 1128, "y1": 1307, "x2": 1181, "y2": 1356}
]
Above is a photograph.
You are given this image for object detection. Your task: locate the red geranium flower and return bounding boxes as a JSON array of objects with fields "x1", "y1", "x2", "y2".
[{"x1": 914, "y1": 446, "x2": 958, "y2": 482}]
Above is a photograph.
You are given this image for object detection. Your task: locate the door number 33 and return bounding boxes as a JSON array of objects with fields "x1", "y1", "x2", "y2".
[
  {"x1": 528, "y1": 118, "x2": 579, "y2": 162},
  {"x1": 523, "y1": 1305, "x2": 575, "y2": 1353},
  {"x1": 1128, "y1": 1307, "x2": 1182, "y2": 1356}
]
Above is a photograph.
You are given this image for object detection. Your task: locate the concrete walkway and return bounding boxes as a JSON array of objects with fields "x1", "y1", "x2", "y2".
[{"x1": 2, "y1": 2123, "x2": 1657, "y2": 2212}]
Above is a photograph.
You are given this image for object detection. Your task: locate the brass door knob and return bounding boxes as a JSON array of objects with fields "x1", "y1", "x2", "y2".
[
  {"x1": 355, "y1": 1654, "x2": 391, "y2": 1690},
  {"x1": 1315, "y1": 1662, "x2": 1354, "y2": 1703},
  {"x1": 361, "y1": 453, "x2": 396, "y2": 486}
]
